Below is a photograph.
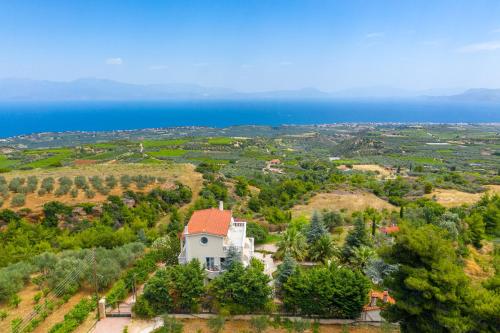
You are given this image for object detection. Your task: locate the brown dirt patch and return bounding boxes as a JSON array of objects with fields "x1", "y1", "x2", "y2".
[
  {"x1": 292, "y1": 190, "x2": 395, "y2": 218},
  {"x1": 352, "y1": 164, "x2": 394, "y2": 178},
  {"x1": 426, "y1": 185, "x2": 500, "y2": 208},
  {"x1": 464, "y1": 244, "x2": 495, "y2": 283}
]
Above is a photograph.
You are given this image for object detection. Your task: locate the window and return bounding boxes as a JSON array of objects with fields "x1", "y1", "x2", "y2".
[
  {"x1": 206, "y1": 257, "x2": 215, "y2": 270},
  {"x1": 200, "y1": 236, "x2": 208, "y2": 245}
]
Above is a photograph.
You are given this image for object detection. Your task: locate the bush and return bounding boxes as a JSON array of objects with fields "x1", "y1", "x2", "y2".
[
  {"x1": 250, "y1": 316, "x2": 269, "y2": 333},
  {"x1": 74, "y1": 176, "x2": 88, "y2": 189},
  {"x1": 105, "y1": 175, "x2": 117, "y2": 189},
  {"x1": 283, "y1": 266, "x2": 370, "y2": 319},
  {"x1": 10, "y1": 193, "x2": 26, "y2": 207},
  {"x1": 41, "y1": 177, "x2": 55, "y2": 193},
  {"x1": 207, "y1": 315, "x2": 225, "y2": 333},
  {"x1": 208, "y1": 261, "x2": 271, "y2": 314},
  {"x1": 120, "y1": 175, "x2": 132, "y2": 189},
  {"x1": 27, "y1": 176, "x2": 38, "y2": 193},
  {"x1": 132, "y1": 296, "x2": 154, "y2": 318},
  {"x1": 8, "y1": 177, "x2": 25, "y2": 193},
  {"x1": 106, "y1": 280, "x2": 127, "y2": 309},
  {"x1": 85, "y1": 189, "x2": 96, "y2": 199},
  {"x1": 246, "y1": 222, "x2": 269, "y2": 244},
  {"x1": 154, "y1": 315, "x2": 184, "y2": 333}
]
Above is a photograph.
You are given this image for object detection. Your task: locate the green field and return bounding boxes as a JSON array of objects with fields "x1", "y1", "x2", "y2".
[
  {"x1": 208, "y1": 137, "x2": 234, "y2": 145},
  {"x1": 147, "y1": 149, "x2": 187, "y2": 158},
  {"x1": 142, "y1": 139, "x2": 188, "y2": 148},
  {"x1": 0, "y1": 155, "x2": 17, "y2": 169},
  {"x1": 23, "y1": 153, "x2": 72, "y2": 168},
  {"x1": 23, "y1": 148, "x2": 73, "y2": 155}
]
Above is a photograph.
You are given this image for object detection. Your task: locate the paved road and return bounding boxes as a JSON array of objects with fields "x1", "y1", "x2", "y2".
[{"x1": 92, "y1": 317, "x2": 130, "y2": 333}]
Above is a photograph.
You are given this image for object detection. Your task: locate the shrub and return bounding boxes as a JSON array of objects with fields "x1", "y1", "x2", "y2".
[
  {"x1": 208, "y1": 261, "x2": 271, "y2": 314},
  {"x1": 8, "y1": 177, "x2": 25, "y2": 193},
  {"x1": 246, "y1": 222, "x2": 269, "y2": 244},
  {"x1": 9, "y1": 294, "x2": 21, "y2": 308},
  {"x1": 11, "y1": 193, "x2": 26, "y2": 207},
  {"x1": 11, "y1": 317, "x2": 22, "y2": 333},
  {"x1": 207, "y1": 315, "x2": 225, "y2": 333},
  {"x1": 0, "y1": 310, "x2": 7, "y2": 321},
  {"x1": 106, "y1": 280, "x2": 127, "y2": 309},
  {"x1": 120, "y1": 175, "x2": 132, "y2": 189},
  {"x1": 132, "y1": 296, "x2": 154, "y2": 318},
  {"x1": 27, "y1": 176, "x2": 38, "y2": 193},
  {"x1": 250, "y1": 316, "x2": 269, "y2": 333},
  {"x1": 41, "y1": 177, "x2": 55, "y2": 193},
  {"x1": 85, "y1": 189, "x2": 96, "y2": 199},
  {"x1": 74, "y1": 176, "x2": 88, "y2": 189},
  {"x1": 105, "y1": 175, "x2": 117, "y2": 189},
  {"x1": 154, "y1": 315, "x2": 183, "y2": 333},
  {"x1": 283, "y1": 266, "x2": 370, "y2": 319}
]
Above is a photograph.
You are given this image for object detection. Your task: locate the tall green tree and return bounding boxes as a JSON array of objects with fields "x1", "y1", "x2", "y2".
[
  {"x1": 275, "y1": 253, "x2": 298, "y2": 293},
  {"x1": 283, "y1": 265, "x2": 370, "y2": 319},
  {"x1": 306, "y1": 211, "x2": 327, "y2": 244},
  {"x1": 341, "y1": 216, "x2": 370, "y2": 260},
  {"x1": 208, "y1": 260, "x2": 271, "y2": 314},
  {"x1": 464, "y1": 213, "x2": 485, "y2": 249},
  {"x1": 380, "y1": 224, "x2": 473, "y2": 333}
]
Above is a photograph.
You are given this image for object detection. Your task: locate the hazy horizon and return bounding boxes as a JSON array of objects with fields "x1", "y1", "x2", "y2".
[{"x1": 2, "y1": 1, "x2": 500, "y2": 92}]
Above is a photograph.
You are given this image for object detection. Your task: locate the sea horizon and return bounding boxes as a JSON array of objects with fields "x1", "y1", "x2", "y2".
[{"x1": 0, "y1": 99, "x2": 499, "y2": 138}]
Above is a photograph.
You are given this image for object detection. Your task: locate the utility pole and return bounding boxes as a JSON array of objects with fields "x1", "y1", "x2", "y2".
[
  {"x1": 132, "y1": 273, "x2": 137, "y2": 302},
  {"x1": 92, "y1": 248, "x2": 100, "y2": 320}
]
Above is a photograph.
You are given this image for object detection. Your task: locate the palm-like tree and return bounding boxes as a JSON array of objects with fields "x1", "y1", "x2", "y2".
[
  {"x1": 275, "y1": 228, "x2": 307, "y2": 261},
  {"x1": 308, "y1": 234, "x2": 337, "y2": 264},
  {"x1": 352, "y1": 245, "x2": 376, "y2": 269}
]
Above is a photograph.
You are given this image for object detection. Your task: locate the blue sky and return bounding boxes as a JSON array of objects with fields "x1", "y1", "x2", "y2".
[{"x1": 1, "y1": 1, "x2": 500, "y2": 91}]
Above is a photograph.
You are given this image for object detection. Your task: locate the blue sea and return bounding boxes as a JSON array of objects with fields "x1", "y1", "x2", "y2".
[{"x1": 0, "y1": 99, "x2": 499, "y2": 138}]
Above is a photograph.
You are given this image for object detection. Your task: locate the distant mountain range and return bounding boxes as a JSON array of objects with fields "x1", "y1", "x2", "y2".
[
  {"x1": 430, "y1": 88, "x2": 500, "y2": 103},
  {"x1": 0, "y1": 78, "x2": 498, "y2": 102}
]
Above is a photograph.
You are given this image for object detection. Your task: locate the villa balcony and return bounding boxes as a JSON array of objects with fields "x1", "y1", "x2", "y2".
[{"x1": 205, "y1": 266, "x2": 222, "y2": 279}]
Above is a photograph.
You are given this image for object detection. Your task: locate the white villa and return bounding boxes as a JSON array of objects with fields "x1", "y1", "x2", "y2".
[{"x1": 178, "y1": 202, "x2": 254, "y2": 278}]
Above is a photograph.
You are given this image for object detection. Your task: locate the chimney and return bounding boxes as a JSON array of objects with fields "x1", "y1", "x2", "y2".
[
  {"x1": 382, "y1": 290, "x2": 388, "y2": 303},
  {"x1": 370, "y1": 292, "x2": 377, "y2": 307},
  {"x1": 219, "y1": 201, "x2": 224, "y2": 211}
]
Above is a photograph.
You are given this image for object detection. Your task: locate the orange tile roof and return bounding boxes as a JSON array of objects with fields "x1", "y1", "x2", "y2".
[
  {"x1": 370, "y1": 290, "x2": 395, "y2": 304},
  {"x1": 186, "y1": 208, "x2": 232, "y2": 236},
  {"x1": 380, "y1": 225, "x2": 400, "y2": 234}
]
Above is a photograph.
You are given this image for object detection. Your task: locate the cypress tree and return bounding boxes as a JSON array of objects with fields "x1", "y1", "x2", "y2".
[{"x1": 307, "y1": 211, "x2": 327, "y2": 244}]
